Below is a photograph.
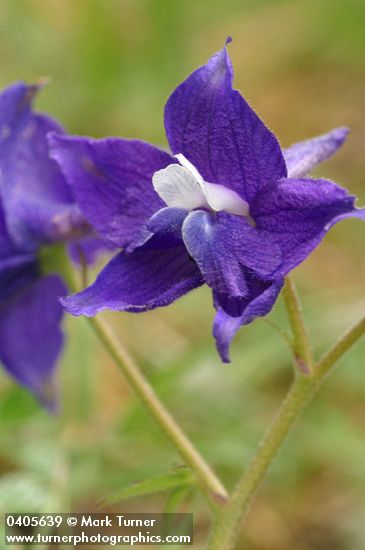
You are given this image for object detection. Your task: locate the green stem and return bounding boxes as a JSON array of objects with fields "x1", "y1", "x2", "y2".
[
  {"x1": 283, "y1": 277, "x2": 313, "y2": 374},
  {"x1": 87, "y1": 314, "x2": 228, "y2": 509},
  {"x1": 207, "y1": 314, "x2": 365, "y2": 550}
]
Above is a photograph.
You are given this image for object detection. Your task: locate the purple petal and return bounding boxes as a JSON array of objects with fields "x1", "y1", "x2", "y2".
[
  {"x1": 283, "y1": 127, "x2": 349, "y2": 178},
  {"x1": 62, "y1": 246, "x2": 203, "y2": 316},
  {"x1": 49, "y1": 135, "x2": 175, "y2": 250},
  {"x1": 164, "y1": 43, "x2": 286, "y2": 202},
  {"x1": 126, "y1": 206, "x2": 190, "y2": 251},
  {"x1": 0, "y1": 274, "x2": 66, "y2": 409},
  {"x1": 213, "y1": 276, "x2": 284, "y2": 362},
  {"x1": 251, "y1": 177, "x2": 364, "y2": 276},
  {"x1": 12, "y1": 201, "x2": 90, "y2": 246},
  {"x1": 0, "y1": 254, "x2": 38, "y2": 301},
  {"x1": 121, "y1": 207, "x2": 189, "y2": 253},
  {"x1": 0, "y1": 202, "x2": 39, "y2": 295},
  {"x1": 147, "y1": 207, "x2": 189, "y2": 235},
  {"x1": 0, "y1": 202, "x2": 19, "y2": 259},
  {"x1": 182, "y1": 210, "x2": 282, "y2": 296},
  {"x1": 0, "y1": 82, "x2": 76, "y2": 250}
]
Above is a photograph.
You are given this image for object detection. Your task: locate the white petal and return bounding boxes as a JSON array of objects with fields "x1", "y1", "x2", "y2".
[
  {"x1": 152, "y1": 164, "x2": 208, "y2": 210},
  {"x1": 175, "y1": 153, "x2": 204, "y2": 184},
  {"x1": 202, "y1": 181, "x2": 250, "y2": 216}
]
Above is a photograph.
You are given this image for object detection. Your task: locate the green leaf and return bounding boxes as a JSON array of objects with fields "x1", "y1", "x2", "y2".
[{"x1": 101, "y1": 467, "x2": 196, "y2": 505}]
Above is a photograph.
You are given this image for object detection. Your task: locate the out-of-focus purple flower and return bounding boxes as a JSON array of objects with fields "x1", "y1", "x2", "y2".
[
  {"x1": 50, "y1": 41, "x2": 364, "y2": 362},
  {"x1": 0, "y1": 82, "x2": 99, "y2": 408}
]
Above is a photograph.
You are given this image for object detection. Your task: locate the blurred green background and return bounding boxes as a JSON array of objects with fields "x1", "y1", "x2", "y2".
[{"x1": 0, "y1": 0, "x2": 365, "y2": 548}]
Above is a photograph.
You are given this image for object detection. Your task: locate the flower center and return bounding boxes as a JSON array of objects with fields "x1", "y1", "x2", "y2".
[{"x1": 152, "y1": 154, "x2": 250, "y2": 217}]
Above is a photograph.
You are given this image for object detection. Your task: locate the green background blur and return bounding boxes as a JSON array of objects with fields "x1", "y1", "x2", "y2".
[{"x1": 0, "y1": 1, "x2": 365, "y2": 548}]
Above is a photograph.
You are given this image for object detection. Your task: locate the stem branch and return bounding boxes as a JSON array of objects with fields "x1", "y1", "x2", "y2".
[{"x1": 207, "y1": 313, "x2": 365, "y2": 549}]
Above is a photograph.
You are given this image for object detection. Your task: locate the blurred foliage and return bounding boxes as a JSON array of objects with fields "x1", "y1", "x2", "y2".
[{"x1": 0, "y1": 0, "x2": 364, "y2": 548}]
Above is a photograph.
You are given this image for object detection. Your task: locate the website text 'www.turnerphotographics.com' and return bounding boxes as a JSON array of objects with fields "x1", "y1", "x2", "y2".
[{"x1": 4, "y1": 513, "x2": 193, "y2": 546}]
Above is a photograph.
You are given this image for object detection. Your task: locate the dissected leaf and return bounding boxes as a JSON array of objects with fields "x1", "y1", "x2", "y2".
[{"x1": 101, "y1": 467, "x2": 195, "y2": 505}]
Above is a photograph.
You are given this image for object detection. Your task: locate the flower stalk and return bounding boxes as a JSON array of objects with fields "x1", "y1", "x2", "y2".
[
  {"x1": 283, "y1": 276, "x2": 314, "y2": 374},
  {"x1": 87, "y1": 314, "x2": 228, "y2": 509}
]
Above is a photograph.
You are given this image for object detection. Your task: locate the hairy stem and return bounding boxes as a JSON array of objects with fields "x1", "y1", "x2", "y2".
[
  {"x1": 283, "y1": 277, "x2": 313, "y2": 374},
  {"x1": 87, "y1": 314, "x2": 228, "y2": 508},
  {"x1": 207, "y1": 313, "x2": 365, "y2": 550}
]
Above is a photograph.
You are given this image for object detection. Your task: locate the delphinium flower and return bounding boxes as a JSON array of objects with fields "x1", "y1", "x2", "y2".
[
  {"x1": 0, "y1": 81, "x2": 98, "y2": 408},
  {"x1": 50, "y1": 40, "x2": 365, "y2": 362}
]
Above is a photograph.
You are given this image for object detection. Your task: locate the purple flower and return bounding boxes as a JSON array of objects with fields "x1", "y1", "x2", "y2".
[
  {"x1": 0, "y1": 82, "x2": 96, "y2": 408},
  {"x1": 50, "y1": 41, "x2": 364, "y2": 362}
]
